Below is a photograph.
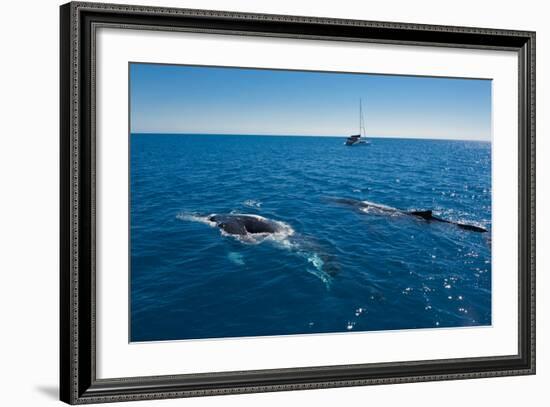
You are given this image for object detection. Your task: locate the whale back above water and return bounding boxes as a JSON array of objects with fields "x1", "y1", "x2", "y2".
[
  {"x1": 408, "y1": 210, "x2": 433, "y2": 220},
  {"x1": 328, "y1": 197, "x2": 488, "y2": 233},
  {"x1": 208, "y1": 214, "x2": 280, "y2": 236}
]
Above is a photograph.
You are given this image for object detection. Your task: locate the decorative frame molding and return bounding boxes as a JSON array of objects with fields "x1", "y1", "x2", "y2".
[{"x1": 60, "y1": 2, "x2": 535, "y2": 404}]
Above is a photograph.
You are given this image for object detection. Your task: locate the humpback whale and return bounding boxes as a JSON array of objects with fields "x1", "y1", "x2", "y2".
[
  {"x1": 329, "y1": 197, "x2": 488, "y2": 233},
  {"x1": 208, "y1": 214, "x2": 282, "y2": 236},
  {"x1": 178, "y1": 212, "x2": 339, "y2": 283}
]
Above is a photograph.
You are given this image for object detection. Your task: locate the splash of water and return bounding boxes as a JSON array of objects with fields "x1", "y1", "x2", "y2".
[{"x1": 243, "y1": 199, "x2": 262, "y2": 208}]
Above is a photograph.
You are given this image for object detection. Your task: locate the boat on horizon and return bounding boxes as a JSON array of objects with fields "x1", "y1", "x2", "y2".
[{"x1": 345, "y1": 99, "x2": 370, "y2": 146}]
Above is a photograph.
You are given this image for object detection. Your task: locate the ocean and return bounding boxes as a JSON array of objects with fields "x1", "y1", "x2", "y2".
[{"x1": 130, "y1": 134, "x2": 491, "y2": 342}]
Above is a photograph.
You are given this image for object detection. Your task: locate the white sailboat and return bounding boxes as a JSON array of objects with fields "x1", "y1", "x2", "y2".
[{"x1": 345, "y1": 99, "x2": 370, "y2": 146}]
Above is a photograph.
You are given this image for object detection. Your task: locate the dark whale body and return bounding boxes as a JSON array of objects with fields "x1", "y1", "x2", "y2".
[
  {"x1": 330, "y1": 197, "x2": 488, "y2": 233},
  {"x1": 407, "y1": 210, "x2": 487, "y2": 233},
  {"x1": 208, "y1": 214, "x2": 280, "y2": 236}
]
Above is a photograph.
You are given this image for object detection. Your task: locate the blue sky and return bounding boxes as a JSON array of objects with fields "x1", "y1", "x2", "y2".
[{"x1": 130, "y1": 63, "x2": 492, "y2": 141}]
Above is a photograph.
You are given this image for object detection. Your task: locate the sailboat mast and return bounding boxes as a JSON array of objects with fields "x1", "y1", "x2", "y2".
[{"x1": 359, "y1": 98, "x2": 362, "y2": 136}]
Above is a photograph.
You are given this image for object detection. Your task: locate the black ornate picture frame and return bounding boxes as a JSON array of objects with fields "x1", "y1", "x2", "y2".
[{"x1": 60, "y1": 1, "x2": 535, "y2": 404}]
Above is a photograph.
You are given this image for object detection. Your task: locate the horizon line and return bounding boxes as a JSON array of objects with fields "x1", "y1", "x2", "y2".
[{"x1": 130, "y1": 132, "x2": 491, "y2": 143}]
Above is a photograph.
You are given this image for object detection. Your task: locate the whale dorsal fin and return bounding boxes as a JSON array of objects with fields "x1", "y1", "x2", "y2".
[{"x1": 409, "y1": 210, "x2": 433, "y2": 220}]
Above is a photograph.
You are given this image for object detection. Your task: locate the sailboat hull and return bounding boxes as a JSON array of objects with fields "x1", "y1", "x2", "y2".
[{"x1": 345, "y1": 135, "x2": 369, "y2": 146}]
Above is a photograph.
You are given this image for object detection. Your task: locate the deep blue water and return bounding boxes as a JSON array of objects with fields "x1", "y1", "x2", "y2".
[{"x1": 130, "y1": 134, "x2": 491, "y2": 342}]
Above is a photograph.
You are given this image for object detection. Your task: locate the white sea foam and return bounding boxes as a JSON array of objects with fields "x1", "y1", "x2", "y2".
[
  {"x1": 307, "y1": 253, "x2": 325, "y2": 271},
  {"x1": 305, "y1": 267, "x2": 331, "y2": 289},
  {"x1": 243, "y1": 199, "x2": 262, "y2": 208},
  {"x1": 176, "y1": 212, "x2": 217, "y2": 227},
  {"x1": 361, "y1": 200, "x2": 397, "y2": 211},
  {"x1": 302, "y1": 252, "x2": 333, "y2": 289},
  {"x1": 359, "y1": 200, "x2": 402, "y2": 216}
]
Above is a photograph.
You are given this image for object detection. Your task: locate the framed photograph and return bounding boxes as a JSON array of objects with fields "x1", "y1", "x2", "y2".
[{"x1": 60, "y1": 1, "x2": 535, "y2": 404}]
